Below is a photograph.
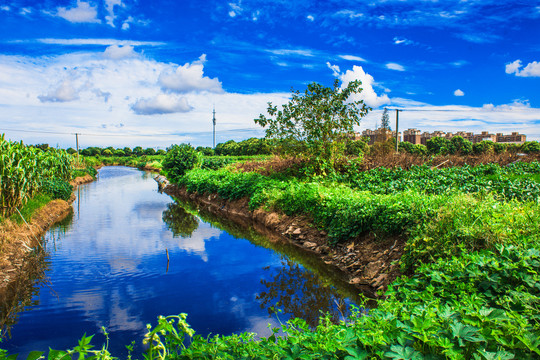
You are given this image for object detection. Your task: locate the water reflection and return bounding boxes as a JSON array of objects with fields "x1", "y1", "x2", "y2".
[
  {"x1": 0, "y1": 249, "x2": 49, "y2": 338},
  {"x1": 170, "y1": 197, "x2": 362, "y2": 323},
  {"x1": 162, "y1": 203, "x2": 198, "y2": 238},
  {"x1": 257, "y1": 259, "x2": 350, "y2": 327},
  {"x1": 2, "y1": 167, "x2": 362, "y2": 357}
]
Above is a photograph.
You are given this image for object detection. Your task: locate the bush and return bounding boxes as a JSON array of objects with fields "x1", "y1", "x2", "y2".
[
  {"x1": 426, "y1": 136, "x2": 452, "y2": 154},
  {"x1": 521, "y1": 141, "x2": 540, "y2": 154},
  {"x1": 472, "y1": 140, "x2": 494, "y2": 154},
  {"x1": 345, "y1": 139, "x2": 367, "y2": 156},
  {"x1": 162, "y1": 144, "x2": 203, "y2": 183},
  {"x1": 451, "y1": 136, "x2": 473, "y2": 154},
  {"x1": 40, "y1": 178, "x2": 73, "y2": 201}
]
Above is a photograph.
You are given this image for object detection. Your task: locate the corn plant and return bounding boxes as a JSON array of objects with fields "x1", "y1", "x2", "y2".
[{"x1": 0, "y1": 134, "x2": 74, "y2": 217}]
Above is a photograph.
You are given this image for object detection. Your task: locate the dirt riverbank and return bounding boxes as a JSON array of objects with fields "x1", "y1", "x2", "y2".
[
  {"x1": 158, "y1": 177, "x2": 404, "y2": 298},
  {"x1": 0, "y1": 175, "x2": 94, "y2": 291}
]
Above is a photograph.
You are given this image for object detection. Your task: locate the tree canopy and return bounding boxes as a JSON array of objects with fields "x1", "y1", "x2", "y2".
[{"x1": 254, "y1": 79, "x2": 370, "y2": 170}]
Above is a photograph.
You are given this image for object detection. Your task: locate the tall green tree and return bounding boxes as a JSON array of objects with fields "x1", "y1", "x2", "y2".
[
  {"x1": 380, "y1": 107, "x2": 391, "y2": 130},
  {"x1": 255, "y1": 79, "x2": 370, "y2": 171}
]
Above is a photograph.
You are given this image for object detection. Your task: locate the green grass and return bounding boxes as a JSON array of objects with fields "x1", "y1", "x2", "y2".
[{"x1": 1, "y1": 193, "x2": 53, "y2": 225}]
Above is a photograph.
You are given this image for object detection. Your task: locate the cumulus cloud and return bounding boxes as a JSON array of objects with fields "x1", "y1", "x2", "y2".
[
  {"x1": 339, "y1": 54, "x2": 367, "y2": 62},
  {"x1": 131, "y1": 94, "x2": 192, "y2": 115},
  {"x1": 454, "y1": 89, "x2": 464, "y2": 96},
  {"x1": 328, "y1": 63, "x2": 390, "y2": 108},
  {"x1": 158, "y1": 55, "x2": 223, "y2": 93},
  {"x1": 103, "y1": 45, "x2": 138, "y2": 60},
  {"x1": 55, "y1": 1, "x2": 100, "y2": 23},
  {"x1": 506, "y1": 59, "x2": 540, "y2": 77},
  {"x1": 386, "y1": 62, "x2": 405, "y2": 71},
  {"x1": 307, "y1": 15, "x2": 314, "y2": 21},
  {"x1": 38, "y1": 79, "x2": 80, "y2": 102}
]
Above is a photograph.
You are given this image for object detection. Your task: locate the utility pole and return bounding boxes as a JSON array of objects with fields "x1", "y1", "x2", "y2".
[
  {"x1": 395, "y1": 109, "x2": 402, "y2": 153},
  {"x1": 212, "y1": 106, "x2": 216, "y2": 148},
  {"x1": 75, "y1": 133, "x2": 80, "y2": 165}
]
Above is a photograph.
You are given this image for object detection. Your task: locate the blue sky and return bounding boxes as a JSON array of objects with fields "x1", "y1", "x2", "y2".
[{"x1": 0, "y1": 0, "x2": 539, "y2": 148}]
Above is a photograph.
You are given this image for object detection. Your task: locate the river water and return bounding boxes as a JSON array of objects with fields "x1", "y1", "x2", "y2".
[{"x1": 1, "y1": 166, "x2": 360, "y2": 357}]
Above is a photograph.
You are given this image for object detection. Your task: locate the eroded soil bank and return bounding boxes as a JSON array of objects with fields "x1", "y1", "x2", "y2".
[
  {"x1": 158, "y1": 177, "x2": 404, "y2": 298},
  {"x1": 0, "y1": 175, "x2": 94, "y2": 291}
]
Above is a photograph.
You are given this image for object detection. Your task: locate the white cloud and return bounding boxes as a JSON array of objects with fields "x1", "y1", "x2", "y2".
[
  {"x1": 158, "y1": 55, "x2": 224, "y2": 93},
  {"x1": 386, "y1": 62, "x2": 405, "y2": 71},
  {"x1": 1, "y1": 5, "x2": 10, "y2": 11},
  {"x1": 267, "y1": 49, "x2": 314, "y2": 57},
  {"x1": 506, "y1": 59, "x2": 540, "y2": 77},
  {"x1": 339, "y1": 55, "x2": 367, "y2": 62},
  {"x1": 393, "y1": 37, "x2": 413, "y2": 45},
  {"x1": 334, "y1": 10, "x2": 364, "y2": 19},
  {"x1": 55, "y1": 0, "x2": 100, "y2": 23},
  {"x1": 328, "y1": 63, "x2": 390, "y2": 108},
  {"x1": 307, "y1": 15, "x2": 314, "y2": 21},
  {"x1": 38, "y1": 79, "x2": 80, "y2": 102},
  {"x1": 103, "y1": 45, "x2": 138, "y2": 60},
  {"x1": 454, "y1": 89, "x2": 464, "y2": 96},
  {"x1": 0, "y1": 52, "x2": 292, "y2": 148},
  {"x1": 35, "y1": 38, "x2": 164, "y2": 46},
  {"x1": 229, "y1": 11, "x2": 236, "y2": 17},
  {"x1": 326, "y1": 62, "x2": 340, "y2": 76},
  {"x1": 131, "y1": 94, "x2": 192, "y2": 115},
  {"x1": 104, "y1": 0, "x2": 123, "y2": 27},
  {"x1": 20, "y1": 7, "x2": 31, "y2": 15}
]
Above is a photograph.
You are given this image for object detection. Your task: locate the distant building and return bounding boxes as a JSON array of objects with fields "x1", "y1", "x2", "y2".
[
  {"x1": 403, "y1": 128, "x2": 422, "y2": 144},
  {"x1": 356, "y1": 128, "x2": 527, "y2": 145},
  {"x1": 496, "y1": 132, "x2": 527, "y2": 143}
]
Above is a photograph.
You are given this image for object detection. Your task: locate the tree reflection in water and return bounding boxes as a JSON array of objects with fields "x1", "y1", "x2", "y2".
[
  {"x1": 162, "y1": 203, "x2": 199, "y2": 238},
  {"x1": 257, "y1": 259, "x2": 351, "y2": 327}
]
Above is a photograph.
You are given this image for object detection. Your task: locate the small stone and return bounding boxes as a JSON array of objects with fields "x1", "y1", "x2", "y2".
[
  {"x1": 303, "y1": 241, "x2": 318, "y2": 249},
  {"x1": 364, "y1": 260, "x2": 382, "y2": 279},
  {"x1": 372, "y1": 273, "x2": 388, "y2": 287},
  {"x1": 292, "y1": 228, "x2": 302, "y2": 235}
]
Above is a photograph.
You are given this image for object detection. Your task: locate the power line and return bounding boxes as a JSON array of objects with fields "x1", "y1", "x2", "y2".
[{"x1": 0, "y1": 127, "x2": 263, "y2": 137}]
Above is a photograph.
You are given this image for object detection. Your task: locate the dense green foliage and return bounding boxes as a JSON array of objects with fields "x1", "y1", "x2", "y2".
[
  {"x1": 39, "y1": 178, "x2": 73, "y2": 201},
  {"x1": 1, "y1": 135, "x2": 73, "y2": 217},
  {"x1": 162, "y1": 144, "x2": 202, "y2": 182},
  {"x1": 255, "y1": 80, "x2": 370, "y2": 170},
  {"x1": 337, "y1": 162, "x2": 540, "y2": 202}
]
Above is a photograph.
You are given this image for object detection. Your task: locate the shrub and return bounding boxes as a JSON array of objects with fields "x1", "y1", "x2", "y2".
[
  {"x1": 426, "y1": 136, "x2": 452, "y2": 154},
  {"x1": 521, "y1": 141, "x2": 540, "y2": 154},
  {"x1": 40, "y1": 178, "x2": 73, "y2": 201},
  {"x1": 162, "y1": 144, "x2": 203, "y2": 183},
  {"x1": 472, "y1": 140, "x2": 494, "y2": 154}
]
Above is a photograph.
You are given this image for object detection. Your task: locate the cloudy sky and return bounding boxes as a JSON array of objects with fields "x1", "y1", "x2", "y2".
[{"x1": 0, "y1": 0, "x2": 539, "y2": 148}]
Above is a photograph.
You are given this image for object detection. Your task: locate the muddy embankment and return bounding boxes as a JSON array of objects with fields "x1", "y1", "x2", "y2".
[
  {"x1": 156, "y1": 176, "x2": 405, "y2": 298},
  {"x1": 0, "y1": 175, "x2": 94, "y2": 291}
]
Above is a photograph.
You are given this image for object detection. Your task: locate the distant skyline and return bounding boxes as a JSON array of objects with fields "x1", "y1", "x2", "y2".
[{"x1": 0, "y1": 0, "x2": 539, "y2": 148}]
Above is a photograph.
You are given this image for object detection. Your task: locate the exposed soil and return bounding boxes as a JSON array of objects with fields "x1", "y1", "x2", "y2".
[
  {"x1": 0, "y1": 176, "x2": 95, "y2": 291},
  {"x1": 157, "y1": 176, "x2": 404, "y2": 298}
]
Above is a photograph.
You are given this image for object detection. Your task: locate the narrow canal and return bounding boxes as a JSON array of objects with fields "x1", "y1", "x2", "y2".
[{"x1": 2, "y1": 166, "x2": 360, "y2": 357}]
